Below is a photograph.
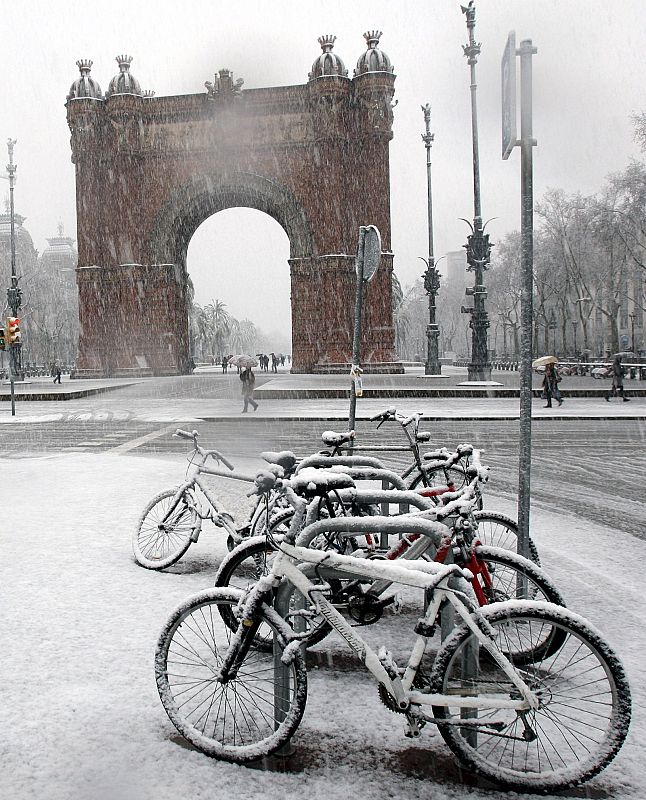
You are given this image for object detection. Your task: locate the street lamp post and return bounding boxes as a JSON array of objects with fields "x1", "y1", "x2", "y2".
[
  {"x1": 629, "y1": 312, "x2": 635, "y2": 354},
  {"x1": 461, "y1": 1, "x2": 492, "y2": 381},
  {"x1": 573, "y1": 296, "x2": 591, "y2": 353},
  {"x1": 420, "y1": 103, "x2": 441, "y2": 375},
  {"x1": 498, "y1": 313, "x2": 508, "y2": 357},
  {"x1": 548, "y1": 309, "x2": 557, "y2": 354},
  {"x1": 6, "y1": 138, "x2": 24, "y2": 386},
  {"x1": 572, "y1": 319, "x2": 578, "y2": 357}
]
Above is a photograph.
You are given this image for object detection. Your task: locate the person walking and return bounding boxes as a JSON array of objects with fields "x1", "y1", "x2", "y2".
[
  {"x1": 221, "y1": 355, "x2": 228, "y2": 373},
  {"x1": 541, "y1": 362, "x2": 562, "y2": 408},
  {"x1": 52, "y1": 364, "x2": 62, "y2": 384},
  {"x1": 606, "y1": 354, "x2": 630, "y2": 402},
  {"x1": 240, "y1": 367, "x2": 258, "y2": 412}
]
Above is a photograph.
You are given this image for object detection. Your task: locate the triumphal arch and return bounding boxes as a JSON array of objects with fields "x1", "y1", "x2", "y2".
[{"x1": 66, "y1": 33, "x2": 400, "y2": 375}]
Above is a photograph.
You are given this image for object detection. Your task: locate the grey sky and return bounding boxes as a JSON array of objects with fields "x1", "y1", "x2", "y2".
[{"x1": 2, "y1": 0, "x2": 644, "y2": 337}]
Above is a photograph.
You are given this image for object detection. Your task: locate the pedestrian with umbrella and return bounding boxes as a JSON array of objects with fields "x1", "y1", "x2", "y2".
[
  {"x1": 606, "y1": 353, "x2": 631, "y2": 402},
  {"x1": 229, "y1": 355, "x2": 259, "y2": 412},
  {"x1": 533, "y1": 356, "x2": 562, "y2": 408}
]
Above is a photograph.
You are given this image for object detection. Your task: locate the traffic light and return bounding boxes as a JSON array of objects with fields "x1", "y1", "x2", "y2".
[
  {"x1": 0, "y1": 328, "x2": 5, "y2": 350},
  {"x1": 7, "y1": 317, "x2": 21, "y2": 344}
]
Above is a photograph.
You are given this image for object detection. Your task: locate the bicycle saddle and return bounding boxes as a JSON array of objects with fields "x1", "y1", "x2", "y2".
[
  {"x1": 261, "y1": 451, "x2": 298, "y2": 473},
  {"x1": 320, "y1": 430, "x2": 355, "y2": 447},
  {"x1": 290, "y1": 467, "x2": 355, "y2": 497}
]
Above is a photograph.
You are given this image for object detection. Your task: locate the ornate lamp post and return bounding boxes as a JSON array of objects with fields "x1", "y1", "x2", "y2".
[
  {"x1": 6, "y1": 138, "x2": 23, "y2": 383},
  {"x1": 629, "y1": 312, "x2": 636, "y2": 353},
  {"x1": 420, "y1": 103, "x2": 441, "y2": 375},
  {"x1": 571, "y1": 319, "x2": 578, "y2": 357},
  {"x1": 460, "y1": 1, "x2": 492, "y2": 381}
]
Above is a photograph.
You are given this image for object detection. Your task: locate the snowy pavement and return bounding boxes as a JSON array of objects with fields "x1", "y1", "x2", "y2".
[
  {"x1": 1, "y1": 392, "x2": 645, "y2": 424},
  {"x1": 3, "y1": 452, "x2": 645, "y2": 799}
]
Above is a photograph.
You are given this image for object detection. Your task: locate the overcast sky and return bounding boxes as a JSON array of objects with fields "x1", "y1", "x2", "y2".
[{"x1": 2, "y1": 0, "x2": 644, "y2": 338}]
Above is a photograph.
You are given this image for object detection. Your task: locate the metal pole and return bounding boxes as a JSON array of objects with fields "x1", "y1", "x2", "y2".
[
  {"x1": 6, "y1": 138, "x2": 23, "y2": 413},
  {"x1": 348, "y1": 227, "x2": 366, "y2": 436},
  {"x1": 517, "y1": 39, "x2": 537, "y2": 561},
  {"x1": 461, "y1": 1, "x2": 491, "y2": 382},
  {"x1": 421, "y1": 104, "x2": 441, "y2": 375}
]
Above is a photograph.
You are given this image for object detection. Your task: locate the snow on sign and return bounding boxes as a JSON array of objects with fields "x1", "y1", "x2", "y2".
[{"x1": 356, "y1": 224, "x2": 381, "y2": 282}]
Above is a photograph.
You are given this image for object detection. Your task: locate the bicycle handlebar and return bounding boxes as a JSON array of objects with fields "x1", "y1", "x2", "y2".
[
  {"x1": 173, "y1": 428, "x2": 234, "y2": 470},
  {"x1": 369, "y1": 407, "x2": 397, "y2": 422},
  {"x1": 370, "y1": 408, "x2": 425, "y2": 430},
  {"x1": 174, "y1": 428, "x2": 198, "y2": 441}
]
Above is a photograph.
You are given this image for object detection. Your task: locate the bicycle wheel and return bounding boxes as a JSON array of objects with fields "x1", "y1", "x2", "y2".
[
  {"x1": 430, "y1": 602, "x2": 631, "y2": 792},
  {"x1": 473, "y1": 511, "x2": 540, "y2": 566},
  {"x1": 133, "y1": 488, "x2": 197, "y2": 569},
  {"x1": 215, "y1": 537, "x2": 334, "y2": 648},
  {"x1": 215, "y1": 538, "x2": 280, "y2": 648},
  {"x1": 155, "y1": 587, "x2": 308, "y2": 763},
  {"x1": 410, "y1": 465, "x2": 484, "y2": 510},
  {"x1": 472, "y1": 545, "x2": 566, "y2": 662}
]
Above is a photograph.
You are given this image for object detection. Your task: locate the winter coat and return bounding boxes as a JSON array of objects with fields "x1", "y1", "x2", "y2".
[
  {"x1": 541, "y1": 366, "x2": 561, "y2": 400},
  {"x1": 240, "y1": 369, "x2": 256, "y2": 397},
  {"x1": 611, "y1": 358, "x2": 625, "y2": 389}
]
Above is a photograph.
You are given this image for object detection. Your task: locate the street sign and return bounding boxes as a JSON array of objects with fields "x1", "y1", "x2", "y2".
[
  {"x1": 501, "y1": 31, "x2": 517, "y2": 160},
  {"x1": 621, "y1": 334, "x2": 629, "y2": 348},
  {"x1": 357, "y1": 225, "x2": 381, "y2": 282}
]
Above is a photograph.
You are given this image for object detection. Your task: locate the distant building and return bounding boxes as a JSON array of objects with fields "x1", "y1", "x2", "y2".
[
  {"x1": 30, "y1": 225, "x2": 79, "y2": 364},
  {"x1": 445, "y1": 250, "x2": 469, "y2": 291},
  {"x1": 0, "y1": 205, "x2": 38, "y2": 286}
]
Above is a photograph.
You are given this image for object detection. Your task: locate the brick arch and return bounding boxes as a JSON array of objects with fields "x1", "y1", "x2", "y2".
[
  {"x1": 68, "y1": 67, "x2": 401, "y2": 376},
  {"x1": 148, "y1": 171, "x2": 315, "y2": 266}
]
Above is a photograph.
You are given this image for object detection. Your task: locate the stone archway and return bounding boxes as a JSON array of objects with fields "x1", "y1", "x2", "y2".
[{"x1": 67, "y1": 47, "x2": 401, "y2": 376}]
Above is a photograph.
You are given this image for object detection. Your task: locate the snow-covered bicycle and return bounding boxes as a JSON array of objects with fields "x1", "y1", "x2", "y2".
[
  {"x1": 155, "y1": 472, "x2": 631, "y2": 792},
  {"x1": 214, "y1": 458, "x2": 557, "y2": 652},
  {"x1": 132, "y1": 429, "x2": 297, "y2": 570}
]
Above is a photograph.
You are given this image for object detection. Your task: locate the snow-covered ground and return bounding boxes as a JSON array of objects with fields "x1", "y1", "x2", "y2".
[{"x1": 3, "y1": 452, "x2": 644, "y2": 799}]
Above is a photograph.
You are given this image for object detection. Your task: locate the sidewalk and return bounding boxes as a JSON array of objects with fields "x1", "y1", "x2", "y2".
[{"x1": 1, "y1": 367, "x2": 643, "y2": 421}]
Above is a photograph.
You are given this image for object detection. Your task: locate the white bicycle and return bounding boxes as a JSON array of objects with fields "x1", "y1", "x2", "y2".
[
  {"x1": 155, "y1": 473, "x2": 631, "y2": 793},
  {"x1": 133, "y1": 429, "x2": 296, "y2": 569}
]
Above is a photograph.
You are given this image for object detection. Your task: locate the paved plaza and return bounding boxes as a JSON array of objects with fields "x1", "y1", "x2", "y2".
[{"x1": 2, "y1": 366, "x2": 645, "y2": 799}]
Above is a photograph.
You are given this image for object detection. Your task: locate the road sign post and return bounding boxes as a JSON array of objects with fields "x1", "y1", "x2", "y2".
[
  {"x1": 502, "y1": 32, "x2": 537, "y2": 561},
  {"x1": 348, "y1": 225, "x2": 381, "y2": 439}
]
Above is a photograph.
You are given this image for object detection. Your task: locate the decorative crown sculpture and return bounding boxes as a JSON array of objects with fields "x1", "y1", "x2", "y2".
[
  {"x1": 363, "y1": 31, "x2": 383, "y2": 48},
  {"x1": 116, "y1": 55, "x2": 134, "y2": 71},
  {"x1": 318, "y1": 35, "x2": 336, "y2": 52},
  {"x1": 76, "y1": 59, "x2": 93, "y2": 75}
]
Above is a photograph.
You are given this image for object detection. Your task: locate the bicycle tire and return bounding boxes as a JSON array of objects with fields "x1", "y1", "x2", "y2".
[
  {"x1": 429, "y1": 601, "x2": 631, "y2": 792},
  {"x1": 472, "y1": 511, "x2": 540, "y2": 566},
  {"x1": 215, "y1": 536, "x2": 335, "y2": 648},
  {"x1": 155, "y1": 587, "x2": 307, "y2": 763},
  {"x1": 409, "y1": 465, "x2": 484, "y2": 510},
  {"x1": 133, "y1": 488, "x2": 197, "y2": 570},
  {"x1": 472, "y1": 545, "x2": 566, "y2": 662}
]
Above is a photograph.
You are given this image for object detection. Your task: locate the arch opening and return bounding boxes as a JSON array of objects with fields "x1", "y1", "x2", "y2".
[{"x1": 186, "y1": 208, "x2": 292, "y2": 362}]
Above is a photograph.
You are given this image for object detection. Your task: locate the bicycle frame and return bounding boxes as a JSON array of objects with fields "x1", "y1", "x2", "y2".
[
  {"x1": 228, "y1": 538, "x2": 539, "y2": 722},
  {"x1": 164, "y1": 462, "x2": 257, "y2": 543},
  {"x1": 327, "y1": 411, "x2": 471, "y2": 489}
]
